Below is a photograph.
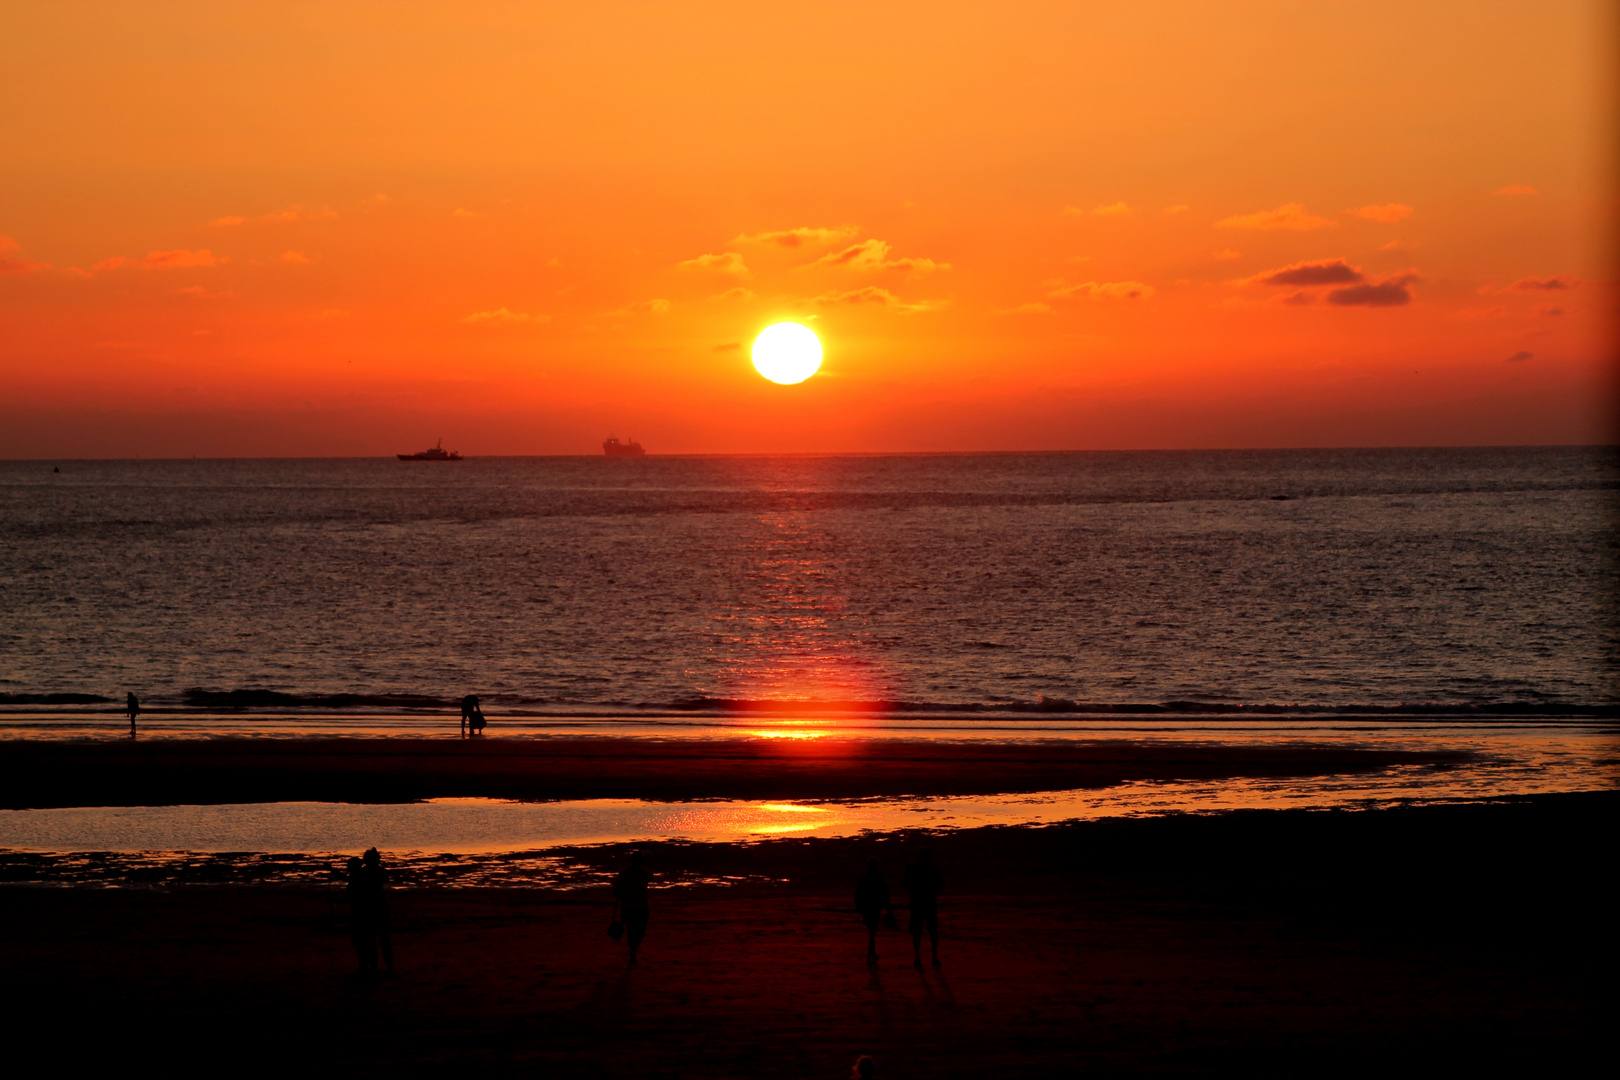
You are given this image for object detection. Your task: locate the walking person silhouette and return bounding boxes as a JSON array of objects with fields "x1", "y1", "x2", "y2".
[
  {"x1": 460, "y1": 694, "x2": 485, "y2": 737},
  {"x1": 611, "y1": 851, "x2": 652, "y2": 964},
  {"x1": 854, "y1": 858, "x2": 893, "y2": 964},
  {"x1": 125, "y1": 692, "x2": 140, "y2": 738},
  {"x1": 902, "y1": 847, "x2": 945, "y2": 968},
  {"x1": 348, "y1": 848, "x2": 394, "y2": 977}
]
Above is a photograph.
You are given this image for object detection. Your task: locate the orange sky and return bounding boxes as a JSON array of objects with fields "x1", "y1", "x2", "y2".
[{"x1": 2, "y1": 0, "x2": 1615, "y2": 456}]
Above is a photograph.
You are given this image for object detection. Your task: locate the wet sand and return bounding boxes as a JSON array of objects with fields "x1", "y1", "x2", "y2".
[
  {"x1": 3, "y1": 793, "x2": 1611, "y2": 1077},
  {"x1": 0, "y1": 734, "x2": 1471, "y2": 808}
]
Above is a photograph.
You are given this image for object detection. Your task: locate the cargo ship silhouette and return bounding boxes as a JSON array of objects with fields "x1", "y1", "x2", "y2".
[
  {"x1": 397, "y1": 439, "x2": 463, "y2": 461},
  {"x1": 603, "y1": 436, "x2": 646, "y2": 457}
]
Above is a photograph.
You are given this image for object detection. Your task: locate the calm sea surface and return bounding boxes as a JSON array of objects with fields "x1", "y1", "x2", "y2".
[{"x1": 2, "y1": 448, "x2": 1616, "y2": 710}]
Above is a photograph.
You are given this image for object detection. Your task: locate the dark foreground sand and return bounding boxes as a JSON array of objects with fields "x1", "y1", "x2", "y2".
[
  {"x1": 0, "y1": 734, "x2": 1470, "y2": 807},
  {"x1": 3, "y1": 793, "x2": 1612, "y2": 1077}
]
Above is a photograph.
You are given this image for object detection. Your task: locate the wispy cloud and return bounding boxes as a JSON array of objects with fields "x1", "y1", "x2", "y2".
[
  {"x1": 278, "y1": 250, "x2": 313, "y2": 265},
  {"x1": 733, "y1": 225, "x2": 858, "y2": 248},
  {"x1": 812, "y1": 286, "x2": 944, "y2": 313},
  {"x1": 998, "y1": 302, "x2": 1054, "y2": 314},
  {"x1": 1495, "y1": 184, "x2": 1538, "y2": 196},
  {"x1": 708, "y1": 286, "x2": 755, "y2": 302},
  {"x1": 0, "y1": 236, "x2": 49, "y2": 275},
  {"x1": 1215, "y1": 203, "x2": 1336, "y2": 231},
  {"x1": 1211, "y1": 249, "x2": 1243, "y2": 262},
  {"x1": 212, "y1": 204, "x2": 337, "y2": 226},
  {"x1": 713, "y1": 342, "x2": 740, "y2": 351},
  {"x1": 141, "y1": 249, "x2": 221, "y2": 270},
  {"x1": 1163, "y1": 204, "x2": 1190, "y2": 215},
  {"x1": 1093, "y1": 202, "x2": 1133, "y2": 217},
  {"x1": 1508, "y1": 276, "x2": 1571, "y2": 291},
  {"x1": 462, "y1": 308, "x2": 550, "y2": 325},
  {"x1": 1505, "y1": 350, "x2": 1534, "y2": 363},
  {"x1": 677, "y1": 252, "x2": 749, "y2": 276},
  {"x1": 174, "y1": 285, "x2": 235, "y2": 299},
  {"x1": 619, "y1": 298, "x2": 671, "y2": 315},
  {"x1": 811, "y1": 239, "x2": 947, "y2": 273},
  {"x1": 1325, "y1": 273, "x2": 1418, "y2": 307},
  {"x1": 1048, "y1": 280, "x2": 1155, "y2": 301},
  {"x1": 1346, "y1": 203, "x2": 1413, "y2": 223},
  {"x1": 1251, "y1": 259, "x2": 1363, "y2": 287}
]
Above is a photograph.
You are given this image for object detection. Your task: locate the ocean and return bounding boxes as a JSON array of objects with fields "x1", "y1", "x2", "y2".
[{"x1": 2, "y1": 447, "x2": 1616, "y2": 712}]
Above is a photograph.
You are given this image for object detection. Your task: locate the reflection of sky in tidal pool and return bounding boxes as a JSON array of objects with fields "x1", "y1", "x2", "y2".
[{"x1": 2, "y1": 729, "x2": 1615, "y2": 858}]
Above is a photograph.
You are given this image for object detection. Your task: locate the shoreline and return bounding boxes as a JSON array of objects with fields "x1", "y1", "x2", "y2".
[
  {"x1": 0, "y1": 734, "x2": 1476, "y2": 809},
  {"x1": 3, "y1": 794, "x2": 1611, "y2": 1075}
]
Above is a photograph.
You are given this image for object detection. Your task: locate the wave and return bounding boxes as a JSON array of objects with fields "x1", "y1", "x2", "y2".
[{"x1": 5, "y1": 688, "x2": 1614, "y2": 718}]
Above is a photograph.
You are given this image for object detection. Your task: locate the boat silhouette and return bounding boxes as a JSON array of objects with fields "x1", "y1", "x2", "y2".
[
  {"x1": 397, "y1": 439, "x2": 463, "y2": 461},
  {"x1": 603, "y1": 436, "x2": 646, "y2": 457}
]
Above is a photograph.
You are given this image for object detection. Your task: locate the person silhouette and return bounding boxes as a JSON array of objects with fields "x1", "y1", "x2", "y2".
[
  {"x1": 125, "y1": 692, "x2": 140, "y2": 738},
  {"x1": 460, "y1": 694, "x2": 485, "y2": 738},
  {"x1": 342, "y1": 857, "x2": 370, "y2": 973},
  {"x1": 611, "y1": 851, "x2": 651, "y2": 964},
  {"x1": 902, "y1": 847, "x2": 945, "y2": 968},
  {"x1": 854, "y1": 858, "x2": 893, "y2": 964},
  {"x1": 349, "y1": 848, "x2": 394, "y2": 976},
  {"x1": 850, "y1": 1055, "x2": 876, "y2": 1079}
]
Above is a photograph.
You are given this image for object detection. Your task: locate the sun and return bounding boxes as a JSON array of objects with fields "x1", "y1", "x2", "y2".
[{"x1": 751, "y1": 322, "x2": 823, "y2": 385}]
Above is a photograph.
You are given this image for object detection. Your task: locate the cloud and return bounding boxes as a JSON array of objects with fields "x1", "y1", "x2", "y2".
[
  {"x1": 1325, "y1": 273, "x2": 1417, "y2": 307},
  {"x1": 174, "y1": 285, "x2": 235, "y2": 299},
  {"x1": 1163, "y1": 205, "x2": 1190, "y2": 215},
  {"x1": 810, "y1": 239, "x2": 947, "y2": 272},
  {"x1": 1505, "y1": 350, "x2": 1534, "y2": 363},
  {"x1": 1211, "y1": 249, "x2": 1243, "y2": 262},
  {"x1": 814, "y1": 239, "x2": 891, "y2": 269},
  {"x1": 732, "y1": 225, "x2": 858, "y2": 248},
  {"x1": 708, "y1": 286, "x2": 755, "y2": 301},
  {"x1": 1508, "y1": 276, "x2": 1571, "y2": 291},
  {"x1": 1346, "y1": 203, "x2": 1413, "y2": 223},
  {"x1": 462, "y1": 308, "x2": 550, "y2": 325},
  {"x1": 1093, "y1": 202, "x2": 1132, "y2": 217},
  {"x1": 278, "y1": 250, "x2": 313, "y2": 264},
  {"x1": 713, "y1": 342, "x2": 740, "y2": 351},
  {"x1": 1539, "y1": 306, "x2": 1563, "y2": 317},
  {"x1": 1048, "y1": 280, "x2": 1155, "y2": 301},
  {"x1": 812, "y1": 286, "x2": 943, "y2": 313},
  {"x1": 141, "y1": 249, "x2": 220, "y2": 270},
  {"x1": 1495, "y1": 184, "x2": 1538, "y2": 196},
  {"x1": 1252, "y1": 259, "x2": 1363, "y2": 287},
  {"x1": 623, "y1": 298, "x2": 671, "y2": 315},
  {"x1": 1215, "y1": 203, "x2": 1337, "y2": 231},
  {"x1": 91, "y1": 256, "x2": 129, "y2": 272},
  {"x1": 0, "y1": 236, "x2": 49, "y2": 275},
  {"x1": 208, "y1": 205, "x2": 336, "y2": 226},
  {"x1": 1279, "y1": 291, "x2": 1315, "y2": 306},
  {"x1": 999, "y1": 302, "x2": 1054, "y2": 314},
  {"x1": 677, "y1": 251, "x2": 749, "y2": 276}
]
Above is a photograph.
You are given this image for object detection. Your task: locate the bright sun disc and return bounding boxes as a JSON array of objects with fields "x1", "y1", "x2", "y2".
[{"x1": 751, "y1": 322, "x2": 823, "y2": 385}]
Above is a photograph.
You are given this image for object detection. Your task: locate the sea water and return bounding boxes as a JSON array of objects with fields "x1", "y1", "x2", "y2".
[{"x1": 3, "y1": 447, "x2": 1615, "y2": 711}]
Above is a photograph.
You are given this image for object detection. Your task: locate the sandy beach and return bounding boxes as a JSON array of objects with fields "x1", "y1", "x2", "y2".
[
  {"x1": 0, "y1": 734, "x2": 1474, "y2": 808},
  {"x1": 4, "y1": 793, "x2": 1611, "y2": 1076}
]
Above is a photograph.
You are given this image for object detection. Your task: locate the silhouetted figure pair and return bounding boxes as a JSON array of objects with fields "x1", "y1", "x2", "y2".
[
  {"x1": 460, "y1": 694, "x2": 486, "y2": 737},
  {"x1": 854, "y1": 858, "x2": 894, "y2": 964},
  {"x1": 611, "y1": 851, "x2": 651, "y2": 963},
  {"x1": 347, "y1": 847, "x2": 394, "y2": 977},
  {"x1": 125, "y1": 692, "x2": 139, "y2": 737},
  {"x1": 902, "y1": 848, "x2": 944, "y2": 967}
]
